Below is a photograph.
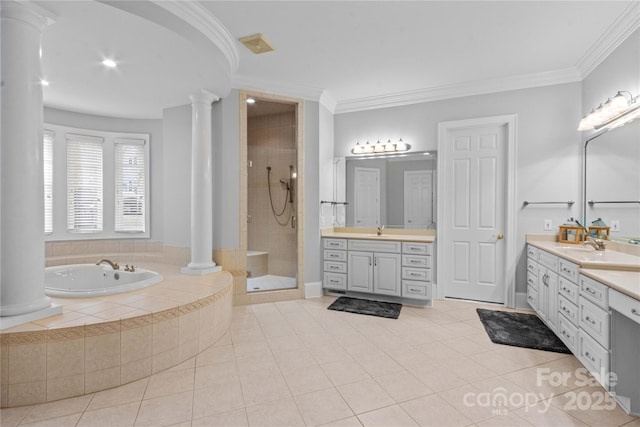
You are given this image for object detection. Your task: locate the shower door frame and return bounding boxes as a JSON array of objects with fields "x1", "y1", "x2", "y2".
[{"x1": 238, "y1": 90, "x2": 305, "y2": 302}]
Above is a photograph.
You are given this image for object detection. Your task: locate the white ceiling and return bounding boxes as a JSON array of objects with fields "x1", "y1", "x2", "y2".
[{"x1": 35, "y1": 1, "x2": 639, "y2": 119}]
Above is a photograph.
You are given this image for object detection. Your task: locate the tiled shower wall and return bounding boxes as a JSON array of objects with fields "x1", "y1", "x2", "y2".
[{"x1": 247, "y1": 111, "x2": 297, "y2": 278}]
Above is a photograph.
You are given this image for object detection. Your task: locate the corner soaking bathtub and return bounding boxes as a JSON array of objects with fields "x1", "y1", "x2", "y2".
[{"x1": 45, "y1": 264, "x2": 162, "y2": 298}]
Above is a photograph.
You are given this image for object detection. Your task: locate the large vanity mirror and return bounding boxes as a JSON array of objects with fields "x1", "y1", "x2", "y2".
[
  {"x1": 342, "y1": 151, "x2": 437, "y2": 229},
  {"x1": 584, "y1": 119, "x2": 640, "y2": 244}
]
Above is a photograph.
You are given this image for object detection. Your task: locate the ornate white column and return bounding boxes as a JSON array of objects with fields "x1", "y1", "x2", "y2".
[
  {"x1": 182, "y1": 90, "x2": 221, "y2": 275},
  {"x1": 0, "y1": 1, "x2": 61, "y2": 326}
]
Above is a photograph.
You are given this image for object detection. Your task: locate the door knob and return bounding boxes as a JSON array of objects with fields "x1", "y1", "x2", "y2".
[{"x1": 497, "y1": 233, "x2": 504, "y2": 240}]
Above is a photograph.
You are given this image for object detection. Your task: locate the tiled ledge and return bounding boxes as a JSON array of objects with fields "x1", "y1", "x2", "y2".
[{"x1": 0, "y1": 263, "x2": 233, "y2": 408}]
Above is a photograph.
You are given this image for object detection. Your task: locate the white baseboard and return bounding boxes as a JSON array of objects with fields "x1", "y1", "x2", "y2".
[{"x1": 304, "y1": 281, "x2": 323, "y2": 298}]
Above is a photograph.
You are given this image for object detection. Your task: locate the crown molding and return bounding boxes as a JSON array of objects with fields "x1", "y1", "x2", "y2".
[
  {"x1": 232, "y1": 75, "x2": 325, "y2": 103},
  {"x1": 151, "y1": 0, "x2": 239, "y2": 73},
  {"x1": 334, "y1": 68, "x2": 582, "y2": 114},
  {"x1": 576, "y1": 1, "x2": 640, "y2": 80}
]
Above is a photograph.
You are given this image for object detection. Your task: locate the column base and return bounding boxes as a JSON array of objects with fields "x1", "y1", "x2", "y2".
[
  {"x1": 181, "y1": 263, "x2": 222, "y2": 276},
  {"x1": 0, "y1": 303, "x2": 62, "y2": 330}
]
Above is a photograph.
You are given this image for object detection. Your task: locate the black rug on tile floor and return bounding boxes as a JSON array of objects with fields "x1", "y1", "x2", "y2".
[
  {"x1": 327, "y1": 296, "x2": 402, "y2": 319},
  {"x1": 476, "y1": 308, "x2": 571, "y2": 354}
]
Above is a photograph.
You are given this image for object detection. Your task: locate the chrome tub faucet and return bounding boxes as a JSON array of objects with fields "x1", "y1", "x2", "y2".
[{"x1": 96, "y1": 259, "x2": 120, "y2": 270}]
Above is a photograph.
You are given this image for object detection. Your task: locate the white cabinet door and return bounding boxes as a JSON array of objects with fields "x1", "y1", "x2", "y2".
[
  {"x1": 374, "y1": 253, "x2": 401, "y2": 296},
  {"x1": 348, "y1": 251, "x2": 373, "y2": 293}
]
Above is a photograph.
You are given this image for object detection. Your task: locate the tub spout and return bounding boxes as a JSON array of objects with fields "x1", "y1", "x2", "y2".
[{"x1": 96, "y1": 259, "x2": 120, "y2": 270}]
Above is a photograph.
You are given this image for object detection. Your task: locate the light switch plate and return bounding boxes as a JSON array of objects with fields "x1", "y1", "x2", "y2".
[
  {"x1": 544, "y1": 220, "x2": 553, "y2": 231},
  {"x1": 611, "y1": 220, "x2": 620, "y2": 232}
]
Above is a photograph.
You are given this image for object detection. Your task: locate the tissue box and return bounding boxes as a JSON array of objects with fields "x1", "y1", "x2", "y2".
[
  {"x1": 588, "y1": 226, "x2": 610, "y2": 240},
  {"x1": 558, "y1": 225, "x2": 585, "y2": 244}
]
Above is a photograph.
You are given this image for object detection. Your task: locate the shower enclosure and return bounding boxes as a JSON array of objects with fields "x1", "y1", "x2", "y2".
[{"x1": 246, "y1": 100, "x2": 298, "y2": 292}]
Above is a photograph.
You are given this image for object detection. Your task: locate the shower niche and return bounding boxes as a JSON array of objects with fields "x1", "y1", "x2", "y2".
[{"x1": 246, "y1": 97, "x2": 299, "y2": 293}]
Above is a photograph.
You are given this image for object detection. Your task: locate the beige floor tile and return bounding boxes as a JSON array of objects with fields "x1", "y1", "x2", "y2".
[
  {"x1": 400, "y1": 394, "x2": 473, "y2": 427},
  {"x1": 87, "y1": 378, "x2": 148, "y2": 411},
  {"x1": 321, "y1": 360, "x2": 371, "y2": 387},
  {"x1": 551, "y1": 386, "x2": 635, "y2": 427},
  {"x1": 410, "y1": 363, "x2": 468, "y2": 393},
  {"x1": 192, "y1": 408, "x2": 249, "y2": 427},
  {"x1": 514, "y1": 398, "x2": 588, "y2": 426},
  {"x1": 374, "y1": 370, "x2": 433, "y2": 403},
  {"x1": 471, "y1": 351, "x2": 530, "y2": 375},
  {"x1": 196, "y1": 344, "x2": 236, "y2": 367},
  {"x1": 319, "y1": 416, "x2": 363, "y2": 427},
  {"x1": 239, "y1": 370, "x2": 291, "y2": 406},
  {"x1": 144, "y1": 366, "x2": 195, "y2": 399},
  {"x1": 357, "y1": 404, "x2": 418, "y2": 427},
  {"x1": 195, "y1": 360, "x2": 239, "y2": 389},
  {"x1": 192, "y1": 381, "x2": 245, "y2": 419},
  {"x1": 282, "y1": 365, "x2": 333, "y2": 396},
  {"x1": 0, "y1": 405, "x2": 34, "y2": 427},
  {"x1": 20, "y1": 394, "x2": 92, "y2": 424},
  {"x1": 438, "y1": 356, "x2": 499, "y2": 382},
  {"x1": 308, "y1": 344, "x2": 352, "y2": 365},
  {"x1": 438, "y1": 383, "x2": 499, "y2": 423},
  {"x1": 356, "y1": 350, "x2": 405, "y2": 378},
  {"x1": 245, "y1": 396, "x2": 305, "y2": 426},
  {"x1": 135, "y1": 391, "x2": 193, "y2": 426},
  {"x1": 19, "y1": 413, "x2": 82, "y2": 427},
  {"x1": 442, "y1": 336, "x2": 495, "y2": 356},
  {"x1": 274, "y1": 349, "x2": 318, "y2": 373},
  {"x1": 294, "y1": 388, "x2": 354, "y2": 426},
  {"x1": 336, "y1": 378, "x2": 395, "y2": 415},
  {"x1": 414, "y1": 340, "x2": 465, "y2": 362},
  {"x1": 475, "y1": 412, "x2": 533, "y2": 427},
  {"x1": 77, "y1": 401, "x2": 140, "y2": 427},
  {"x1": 471, "y1": 375, "x2": 539, "y2": 410}
]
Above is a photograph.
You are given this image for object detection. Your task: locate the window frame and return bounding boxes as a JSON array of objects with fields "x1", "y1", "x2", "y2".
[{"x1": 44, "y1": 124, "x2": 150, "y2": 241}]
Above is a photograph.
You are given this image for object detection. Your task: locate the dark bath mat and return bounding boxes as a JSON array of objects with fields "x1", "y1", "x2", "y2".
[
  {"x1": 328, "y1": 296, "x2": 402, "y2": 319},
  {"x1": 476, "y1": 308, "x2": 571, "y2": 354}
]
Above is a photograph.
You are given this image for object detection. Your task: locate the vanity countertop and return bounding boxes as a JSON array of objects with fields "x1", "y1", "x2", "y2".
[
  {"x1": 322, "y1": 228, "x2": 435, "y2": 243},
  {"x1": 581, "y1": 269, "x2": 640, "y2": 301},
  {"x1": 527, "y1": 239, "x2": 640, "y2": 272}
]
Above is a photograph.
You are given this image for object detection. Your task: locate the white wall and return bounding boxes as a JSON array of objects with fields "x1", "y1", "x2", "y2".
[
  {"x1": 304, "y1": 100, "x2": 322, "y2": 284},
  {"x1": 161, "y1": 104, "x2": 191, "y2": 247},
  {"x1": 581, "y1": 29, "x2": 640, "y2": 239},
  {"x1": 44, "y1": 108, "x2": 164, "y2": 241},
  {"x1": 319, "y1": 103, "x2": 335, "y2": 228},
  {"x1": 335, "y1": 82, "x2": 583, "y2": 295}
]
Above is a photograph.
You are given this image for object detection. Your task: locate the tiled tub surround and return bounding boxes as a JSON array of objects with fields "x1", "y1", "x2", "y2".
[{"x1": 0, "y1": 263, "x2": 233, "y2": 408}]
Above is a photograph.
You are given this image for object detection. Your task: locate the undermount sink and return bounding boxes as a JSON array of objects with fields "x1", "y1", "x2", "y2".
[{"x1": 556, "y1": 246, "x2": 597, "y2": 252}]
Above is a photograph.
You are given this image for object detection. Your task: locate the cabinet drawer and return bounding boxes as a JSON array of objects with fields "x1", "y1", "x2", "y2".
[
  {"x1": 324, "y1": 239, "x2": 347, "y2": 250},
  {"x1": 558, "y1": 259, "x2": 579, "y2": 283},
  {"x1": 402, "y1": 280, "x2": 432, "y2": 300},
  {"x1": 579, "y1": 297, "x2": 610, "y2": 348},
  {"x1": 558, "y1": 295, "x2": 579, "y2": 326},
  {"x1": 527, "y1": 271, "x2": 538, "y2": 291},
  {"x1": 557, "y1": 313, "x2": 579, "y2": 354},
  {"x1": 527, "y1": 245, "x2": 539, "y2": 259},
  {"x1": 324, "y1": 249, "x2": 347, "y2": 262},
  {"x1": 402, "y1": 242, "x2": 432, "y2": 255},
  {"x1": 558, "y1": 277, "x2": 579, "y2": 306},
  {"x1": 527, "y1": 285, "x2": 538, "y2": 310},
  {"x1": 402, "y1": 255, "x2": 431, "y2": 268},
  {"x1": 578, "y1": 329, "x2": 610, "y2": 387},
  {"x1": 349, "y1": 239, "x2": 401, "y2": 253},
  {"x1": 580, "y1": 275, "x2": 609, "y2": 309},
  {"x1": 323, "y1": 261, "x2": 346, "y2": 274},
  {"x1": 323, "y1": 272, "x2": 347, "y2": 290},
  {"x1": 538, "y1": 250, "x2": 558, "y2": 271},
  {"x1": 527, "y1": 258, "x2": 538, "y2": 275},
  {"x1": 402, "y1": 267, "x2": 431, "y2": 282},
  {"x1": 610, "y1": 289, "x2": 640, "y2": 325}
]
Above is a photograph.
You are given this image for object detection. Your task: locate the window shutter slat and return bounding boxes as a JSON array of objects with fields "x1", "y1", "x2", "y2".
[
  {"x1": 67, "y1": 136, "x2": 103, "y2": 232},
  {"x1": 43, "y1": 131, "x2": 54, "y2": 234},
  {"x1": 115, "y1": 140, "x2": 146, "y2": 233}
]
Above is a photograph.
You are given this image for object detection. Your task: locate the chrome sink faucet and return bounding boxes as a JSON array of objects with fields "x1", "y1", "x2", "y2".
[
  {"x1": 583, "y1": 237, "x2": 607, "y2": 251},
  {"x1": 96, "y1": 259, "x2": 120, "y2": 270}
]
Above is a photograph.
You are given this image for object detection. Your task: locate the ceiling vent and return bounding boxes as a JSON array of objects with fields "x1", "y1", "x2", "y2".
[{"x1": 239, "y1": 33, "x2": 275, "y2": 54}]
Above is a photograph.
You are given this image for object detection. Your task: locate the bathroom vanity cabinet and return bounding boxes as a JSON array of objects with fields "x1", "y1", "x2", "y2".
[{"x1": 322, "y1": 236, "x2": 433, "y2": 304}]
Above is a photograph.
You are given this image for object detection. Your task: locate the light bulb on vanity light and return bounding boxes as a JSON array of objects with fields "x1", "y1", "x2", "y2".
[
  {"x1": 384, "y1": 139, "x2": 395, "y2": 152},
  {"x1": 374, "y1": 140, "x2": 385, "y2": 153},
  {"x1": 396, "y1": 138, "x2": 407, "y2": 151}
]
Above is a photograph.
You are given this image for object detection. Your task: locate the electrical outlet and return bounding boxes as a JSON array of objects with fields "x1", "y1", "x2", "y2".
[
  {"x1": 544, "y1": 220, "x2": 553, "y2": 231},
  {"x1": 611, "y1": 220, "x2": 620, "y2": 232}
]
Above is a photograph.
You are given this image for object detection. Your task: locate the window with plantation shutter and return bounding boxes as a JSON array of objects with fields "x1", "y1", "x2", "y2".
[
  {"x1": 66, "y1": 134, "x2": 103, "y2": 232},
  {"x1": 115, "y1": 139, "x2": 146, "y2": 233},
  {"x1": 44, "y1": 130, "x2": 54, "y2": 234}
]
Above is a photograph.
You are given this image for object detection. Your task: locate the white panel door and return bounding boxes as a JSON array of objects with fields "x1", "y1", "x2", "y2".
[
  {"x1": 354, "y1": 167, "x2": 380, "y2": 227},
  {"x1": 404, "y1": 170, "x2": 433, "y2": 229},
  {"x1": 443, "y1": 125, "x2": 506, "y2": 303}
]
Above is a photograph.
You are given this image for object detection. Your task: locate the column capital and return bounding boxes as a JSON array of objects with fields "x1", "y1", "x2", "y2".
[
  {"x1": 1, "y1": 0, "x2": 56, "y2": 31},
  {"x1": 189, "y1": 90, "x2": 220, "y2": 106}
]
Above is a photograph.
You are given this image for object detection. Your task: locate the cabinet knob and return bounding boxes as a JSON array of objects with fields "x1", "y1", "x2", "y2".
[{"x1": 497, "y1": 233, "x2": 504, "y2": 240}]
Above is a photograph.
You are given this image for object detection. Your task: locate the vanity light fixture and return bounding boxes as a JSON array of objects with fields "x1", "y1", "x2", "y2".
[
  {"x1": 578, "y1": 90, "x2": 640, "y2": 131},
  {"x1": 351, "y1": 138, "x2": 410, "y2": 155}
]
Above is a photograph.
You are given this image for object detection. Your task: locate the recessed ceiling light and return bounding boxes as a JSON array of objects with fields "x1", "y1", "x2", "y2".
[
  {"x1": 239, "y1": 33, "x2": 275, "y2": 55},
  {"x1": 40, "y1": 79, "x2": 49, "y2": 86},
  {"x1": 102, "y1": 58, "x2": 117, "y2": 68},
  {"x1": 246, "y1": 98, "x2": 256, "y2": 104}
]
